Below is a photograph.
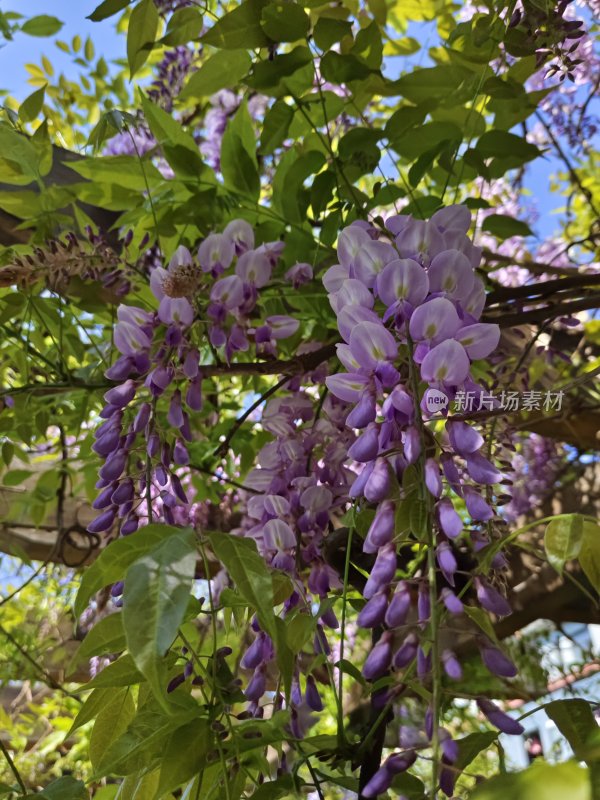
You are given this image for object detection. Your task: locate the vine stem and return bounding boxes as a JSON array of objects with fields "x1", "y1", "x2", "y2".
[
  {"x1": 337, "y1": 520, "x2": 354, "y2": 747},
  {"x1": 406, "y1": 333, "x2": 441, "y2": 799},
  {"x1": 0, "y1": 739, "x2": 26, "y2": 795}
]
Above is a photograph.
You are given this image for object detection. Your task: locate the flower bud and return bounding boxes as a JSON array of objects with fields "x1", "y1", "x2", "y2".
[
  {"x1": 363, "y1": 633, "x2": 392, "y2": 680},
  {"x1": 477, "y1": 698, "x2": 524, "y2": 735},
  {"x1": 384, "y1": 582, "x2": 411, "y2": 628},
  {"x1": 357, "y1": 591, "x2": 388, "y2": 628}
]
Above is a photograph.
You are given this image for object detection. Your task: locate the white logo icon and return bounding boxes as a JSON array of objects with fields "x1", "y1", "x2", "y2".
[{"x1": 425, "y1": 388, "x2": 448, "y2": 414}]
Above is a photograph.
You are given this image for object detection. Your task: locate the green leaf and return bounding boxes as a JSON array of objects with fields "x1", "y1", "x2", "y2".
[
  {"x1": 391, "y1": 65, "x2": 472, "y2": 103},
  {"x1": 259, "y1": 100, "x2": 294, "y2": 155},
  {"x1": 247, "y1": 46, "x2": 313, "y2": 95},
  {"x1": 207, "y1": 532, "x2": 293, "y2": 696},
  {"x1": 94, "y1": 701, "x2": 197, "y2": 777},
  {"x1": 3, "y1": 469, "x2": 32, "y2": 486},
  {"x1": 475, "y1": 130, "x2": 540, "y2": 162},
  {"x1": 179, "y1": 49, "x2": 250, "y2": 99},
  {"x1": 21, "y1": 15, "x2": 63, "y2": 36},
  {"x1": 68, "y1": 613, "x2": 126, "y2": 675},
  {"x1": 545, "y1": 699, "x2": 597, "y2": 760},
  {"x1": 481, "y1": 214, "x2": 534, "y2": 240},
  {"x1": 409, "y1": 498, "x2": 428, "y2": 539},
  {"x1": 39, "y1": 777, "x2": 87, "y2": 800},
  {"x1": 115, "y1": 772, "x2": 159, "y2": 800},
  {"x1": 88, "y1": 0, "x2": 131, "y2": 21},
  {"x1": 156, "y1": 719, "x2": 211, "y2": 796},
  {"x1": 313, "y1": 18, "x2": 352, "y2": 50},
  {"x1": 285, "y1": 612, "x2": 314, "y2": 653},
  {"x1": 385, "y1": 105, "x2": 427, "y2": 139},
  {"x1": 123, "y1": 528, "x2": 197, "y2": 703},
  {"x1": 220, "y1": 100, "x2": 260, "y2": 199},
  {"x1": 75, "y1": 523, "x2": 186, "y2": 618},
  {"x1": 90, "y1": 688, "x2": 137, "y2": 772},
  {"x1": 391, "y1": 121, "x2": 462, "y2": 160},
  {"x1": 320, "y1": 51, "x2": 372, "y2": 83},
  {"x1": 67, "y1": 688, "x2": 114, "y2": 737},
  {"x1": 84, "y1": 654, "x2": 144, "y2": 689},
  {"x1": 273, "y1": 148, "x2": 325, "y2": 223},
  {"x1": 19, "y1": 85, "x2": 46, "y2": 123},
  {"x1": 578, "y1": 520, "x2": 600, "y2": 593},
  {"x1": 127, "y1": 0, "x2": 159, "y2": 79},
  {"x1": 470, "y1": 761, "x2": 591, "y2": 800},
  {"x1": 161, "y1": 8, "x2": 204, "y2": 46},
  {"x1": 207, "y1": 532, "x2": 274, "y2": 631},
  {"x1": 261, "y1": 2, "x2": 310, "y2": 42},
  {"x1": 0, "y1": 123, "x2": 45, "y2": 181},
  {"x1": 248, "y1": 776, "x2": 296, "y2": 800},
  {"x1": 351, "y1": 21, "x2": 383, "y2": 69},
  {"x1": 464, "y1": 605, "x2": 500, "y2": 645},
  {"x1": 202, "y1": 0, "x2": 271, "y2": 50},
  {"x1": 140, "y1": 93, "x2": 206, "y2": 177},
  {"x1": 408, "y1": 144, "x2": 444, "y2": 188},
  {"x1": 544, "y1": 514, "x2": 584, "y2": 574},
  {"x1": 454, "y1": 731, "x2": 497, "y2": 771}
]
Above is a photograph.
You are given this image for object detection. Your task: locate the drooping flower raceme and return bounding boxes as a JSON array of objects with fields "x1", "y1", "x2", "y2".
[{"x1": 324, "y1": 205, "x2": 521, "y2": 794}]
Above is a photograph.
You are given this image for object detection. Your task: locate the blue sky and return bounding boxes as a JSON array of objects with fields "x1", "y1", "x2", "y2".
[{"x1": 0, "y1": 0, "x2": 124, "y2": 98}]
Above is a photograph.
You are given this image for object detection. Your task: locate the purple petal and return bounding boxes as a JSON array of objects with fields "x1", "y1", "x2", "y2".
[
  {"x1": 357, "y1": 592, "x2": 388, "y2": 628},
  {"x1": 455, "y1": 323, "x2": 500, "y2": 360},
  {"x1": 349, "y1": 321, "x2": 398, "y2": 370},
  {"x1": 465, "y1": 452, "x2": 502, "y2": 485},
  {"x1": 364, "y1": 500, "x2": 395, "y2": 553},
  {"x1": 363, "y1": 542, "x2": 397, "y2": 599},
  {"x1": 362, "y1": 634, "x2": 392, "y2": 680},
  {"x1": 464, "y1": 486, "x2": 494, "y2": 521},
  {"x1": 421, "y1": 339, "x2": 470, "y2": 386},
  {"x1": 409, "y1": 297, "x2": 460, "y2": 344},
  {"x1": 384, "y1": 582, "x2": 411, "y2": 628},
  {"x1": 348, "y1": 425, "x2": 380, "y2": 462},
  {"x1": 436, "y1": 498, "x2": 463, "y2": 539},
  {"x1": 480, "y1": 643, "x2": 518, "y2": 678},
  {"x1": 475, "y1": 578, "x2": 511, "y2": 617},
  {"x1": 376, "y1": 258, "x2": 429, "y2": 307},
  {"x1": 428, "y1": 249, "x2": 474, "y2": 300},
  {"x1": 326, "y1": 372, "x2": 370, "y2": 403},
  {"x1": 447, "y1": 420, "x2": 483, "y2": 456}
]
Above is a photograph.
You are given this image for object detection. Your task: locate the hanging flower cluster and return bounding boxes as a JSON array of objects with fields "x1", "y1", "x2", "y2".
[
  {"x1": 321, "y1": 206, "x2": 522, "y2": 795},
  {"x1": 89, "y1": 206, "x2": 527, "y2": 796},
  {"x1": 88, "y1": 220, "x2": 299, "y2": 566},
  {"x1": 233, "y1": 382, "x2": 356, "y2": 726}
]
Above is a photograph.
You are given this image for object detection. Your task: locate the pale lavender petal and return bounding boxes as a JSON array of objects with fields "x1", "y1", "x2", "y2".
[
  {"x1": 376, "y1": 258, "x2": 429, "y2": 307},
  {"x1": 210, "y1": 274, "x2": 244, "y2": 309},
  {"x1": 455, "y1": 323, "x2": 500, "y2": 360},
  {"x1": 428, "y1": 249, "x2": 474, "y2": 300},
  {"x1": 349, "y1": 321, "x2": 398, "y2": 370},
  {"x1": 351, "y1": 240, "x2": 396, "y2": 287},
  {"x1": 431, "y1": 204, "x2": 471, "y2": 236},
  {"x1": 420, "y1": 340, "x2": 470, "y2": 385},
  {"x1": 236, "y1": 250, "x2": 272, "y2": 287},
  {"x1": 224, "y1": 219, "x2": 254, "y2": 253},
  {"x1": 198, "y1": 232, "x2": 234, "y2": 273},
  {"x1": 337, "y1": 225, "x2": 371, "y2": 268},
  {"x1": 337, "y1": 305, "x2": 381, "y2": 342},
  {"x1": 409, "y1": 297, "x2": 461, "y2": 343},
  {"x1": 330, "y1": 278, "x2": 374, "y2": 312},
  {"x1": 326, "y1": 372, "x2": 370, "y2": 402},
  {"x1": 266, "y1": 315, "x2": 299, "y2": 339},
  {"x1": 322, "y1": 263, "x2": 349, "y2": 292},
  {"x1": 263, "y1": 519, "x2": 296, "y2": 551},
  {"x1": 447, "y1": 421, "x2": 483, "y2": 455}
]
